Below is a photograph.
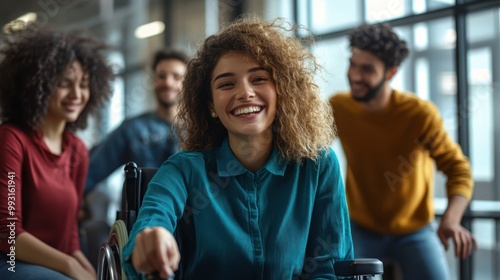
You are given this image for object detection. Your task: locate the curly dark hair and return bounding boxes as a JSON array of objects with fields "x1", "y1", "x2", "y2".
[
  {"x1": 176, "y1": 16, "x2": 335, "y2": 162},
  {"x1": 151, "y1": 48, "x2": 191, "y2": 70},
  {"x1": 0, "y1": 27, "x2": 114, "y2": 131},
  {"x1": 348, "y1": 23, "x2": 409, "y2": 68}
]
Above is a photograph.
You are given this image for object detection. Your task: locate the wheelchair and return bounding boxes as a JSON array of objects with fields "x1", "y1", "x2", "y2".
[{"x1": 97, "y1": 162, "x2": 383, "y2": 280}]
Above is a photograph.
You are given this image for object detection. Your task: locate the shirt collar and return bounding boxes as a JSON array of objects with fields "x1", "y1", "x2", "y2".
[{"x1": 215, "y1": 138, "x2": 287, "y2": 177}]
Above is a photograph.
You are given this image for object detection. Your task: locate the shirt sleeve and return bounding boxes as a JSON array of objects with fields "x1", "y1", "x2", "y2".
[
  {"x1": 0, "y1": 128, "x2": 26, "y2": 253},
  {"x1": 85, "y1": 123, "x2": 129, "y2": 194},
  {"x1": 70, "y1": 138, "x2": 89, "y2": 253},
  {"x1": 419, "y1": 103, "x2": 473, "y2": 201},
  {"x1": 301, "y1": 148, "x2": 354, "y2": 279},
  {"x1": 121, "y1": 155, "x2": 189, "y2": 279}
]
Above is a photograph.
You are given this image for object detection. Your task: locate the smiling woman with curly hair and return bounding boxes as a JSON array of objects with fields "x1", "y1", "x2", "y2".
[
  {"x1": 177, "y1": 17, "x2": 336, "y2": 162},
  {"x1": 0, "y1": 27, "x2": 113, "y2": 280},
  {"x1": 121, "y1": 16, "x2": 353, "y2": 280}
]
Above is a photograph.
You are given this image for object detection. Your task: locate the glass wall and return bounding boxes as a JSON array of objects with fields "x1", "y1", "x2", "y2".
[
  {"x1": 466, "y1": 7, "x2": 500, "y2": 280},
  {"x1": 307, "y1": 0, "x2": 362, "y2": 33}
]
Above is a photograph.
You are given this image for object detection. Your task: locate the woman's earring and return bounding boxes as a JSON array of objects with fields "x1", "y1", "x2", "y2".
[{"x1": 210, "y1": 110, "x2": 217, "y2": 118}]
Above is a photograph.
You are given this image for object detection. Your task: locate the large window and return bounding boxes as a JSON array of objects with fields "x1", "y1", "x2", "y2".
[
  {"x1": 466, "y1": 8, "x2": 500, "y2": 280},
  {"x1": 305, "y1": 0, "x2": 362, "y2": 33},
  {"x1": 302, "y1": 0, "x2": 457, "y2": 34}
]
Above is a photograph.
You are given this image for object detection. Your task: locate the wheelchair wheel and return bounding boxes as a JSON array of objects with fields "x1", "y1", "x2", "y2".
[{"x1": 109, "y1": 220, "x2": 129, "y2": 280}]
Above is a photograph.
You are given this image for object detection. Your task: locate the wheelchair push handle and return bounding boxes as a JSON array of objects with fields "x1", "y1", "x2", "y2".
[{"x1": 334, "y1": 258, "x2": 383, "y2": 278}]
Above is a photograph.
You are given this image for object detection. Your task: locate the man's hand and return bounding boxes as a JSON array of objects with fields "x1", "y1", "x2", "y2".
[{"x1": 437, "y1": 219, "x2": 476, "y2": 259}]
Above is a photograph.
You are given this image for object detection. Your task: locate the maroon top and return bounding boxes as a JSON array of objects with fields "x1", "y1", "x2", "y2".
[{"x1": 0, "y1": 124, "x2": 88, "y2": 254}]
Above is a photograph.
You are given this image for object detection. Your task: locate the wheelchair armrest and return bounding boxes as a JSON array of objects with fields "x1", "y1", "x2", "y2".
[{"x1": 334, "y1": 258, "x2": 383, "y2": 277}]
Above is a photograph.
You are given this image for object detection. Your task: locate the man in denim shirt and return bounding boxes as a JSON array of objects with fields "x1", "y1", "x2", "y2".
[{"x1": 85, "y1": 49, "x2": 190, "y2": 194}]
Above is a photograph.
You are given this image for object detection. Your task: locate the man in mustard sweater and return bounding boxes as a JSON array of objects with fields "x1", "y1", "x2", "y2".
[{"x1": 329, "y1": 23, "x2": 476, "y2": 280}]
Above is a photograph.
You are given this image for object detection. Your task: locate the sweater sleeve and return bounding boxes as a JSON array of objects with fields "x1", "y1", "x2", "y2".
[
  {"x1": 419, "y1": 103, "x2": 473, "y2": 201},
  {"x1": 0, "y1": 127, "x2": 26, "y2": 253},
  {"x1": 85, "y1": 122, "x2": 129, "y2": 194}
]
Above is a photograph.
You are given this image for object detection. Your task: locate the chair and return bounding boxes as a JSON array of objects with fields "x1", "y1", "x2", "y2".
[{"x1": 97, "y1": 162, "x2": 383, "y2": 280}]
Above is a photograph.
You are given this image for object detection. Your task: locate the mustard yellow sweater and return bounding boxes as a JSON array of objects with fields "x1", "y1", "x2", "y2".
[{"x1": 330, "y1": 90, "x2": 473, "y2": 234}]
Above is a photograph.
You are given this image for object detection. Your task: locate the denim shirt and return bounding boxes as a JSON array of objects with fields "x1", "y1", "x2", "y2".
[
  {"x1": 85, "y1": 112, "x2": 179, "y2": 194},
  {"x1": 121, "y1": 139, "x2": 353, "y2": 280}
]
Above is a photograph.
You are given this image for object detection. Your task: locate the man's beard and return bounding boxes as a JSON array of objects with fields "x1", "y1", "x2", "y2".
[
  {"x1": 351, "y1": 74, "x2": 386, "y2": 103},
  {"x1": 156, "y1": 88, "x2": 178, "y2": 109},
  {"x1": 158, "y1": 99, "x2": 175, "y2": 109}
]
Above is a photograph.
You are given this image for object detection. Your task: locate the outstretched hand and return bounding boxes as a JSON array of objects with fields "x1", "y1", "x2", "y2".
[
  {"x1": 437, "y1": 220, "x2": 476, "y2": 259},
  {"x1": 132, "y1": 226, "x2": 180, "y2": 279}
]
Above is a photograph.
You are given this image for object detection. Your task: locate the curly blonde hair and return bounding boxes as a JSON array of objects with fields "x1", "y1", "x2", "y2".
[{"x1": 177, "y1": 16, "x2": 336, "y2": 162}]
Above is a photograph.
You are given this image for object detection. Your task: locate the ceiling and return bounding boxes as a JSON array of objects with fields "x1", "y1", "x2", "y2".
[
  {"x1": 0, "y1": 0, "x2": 138, "y2": 40},
  {"x1": 1, "y1": 1, "x2": 98, "y2": 31}
]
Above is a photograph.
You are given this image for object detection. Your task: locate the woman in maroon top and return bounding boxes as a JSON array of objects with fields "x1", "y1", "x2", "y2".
[{"x1": 0, "y1": 26, "x2": 113, "y2": 280}]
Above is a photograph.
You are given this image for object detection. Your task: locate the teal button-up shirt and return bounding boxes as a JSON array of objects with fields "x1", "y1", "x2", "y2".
[{"x1": 122, "y1": 138, "x2": 353, "y2": 279}]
